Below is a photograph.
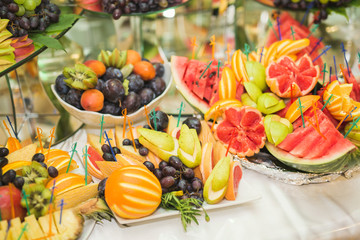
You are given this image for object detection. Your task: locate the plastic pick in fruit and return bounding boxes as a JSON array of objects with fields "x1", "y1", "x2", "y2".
[
  {"x1": 218, "y1": 67, "x2": 236, "y2": 100},
  {"x1": 266, "y1": 54, "x2": 319, "y2": 98},
  {"x1": 204, "y1": 99, "x2": 242, "y2": 121},
  {"x1": 285, "y1": 95, "x2": 320, "y2": 123},
  {"x1": 323, "y1": 80, "x2": 360, "y2": 121}
]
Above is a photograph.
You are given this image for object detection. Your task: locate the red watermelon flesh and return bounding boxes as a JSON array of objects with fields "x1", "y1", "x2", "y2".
[
  {"x1": 341, "y1": 65, "x2": 360, "y2": 102},
  {"x1": 183, "y1": 59, "x2": 201, "y2": 91},
  {"x1": 173, "y1": 56, "x2": 189, "y2": 80},
  {"x1": 277, "y1": 107, "x2": 355, "y2": 159}
]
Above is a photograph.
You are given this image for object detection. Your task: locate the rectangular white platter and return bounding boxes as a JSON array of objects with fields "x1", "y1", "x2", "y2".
[{"x1": 113, "y1": 179, "x2": 261, "y2": 226}]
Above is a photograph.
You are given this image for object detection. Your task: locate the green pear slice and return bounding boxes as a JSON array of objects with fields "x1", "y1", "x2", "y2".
[
  {"x1": 257, "y1": 93, "x2": 286, "y2": 114},
  {"x1": 138, "y1": 128, "x2": 174, "y2": 152},
  {"x1": 244, "y1": 82, "x2": 262, "y2": 103},
  {"x1": 270, "y1": 121, "x2": 290, "y2": 146},
  {"x1": 203, "y1": 156, "x2": 231, "y2": 204},
  {"x1": 178, "y1": 129, "x2": 201, "y2": 168},
  {"x1": 279, "y1": 118, "x2": 293, "y2": 133},
  {"x1": 263, "y1": 93, "x2": 280, "y2": 108},
  {"x1": 245, "y1": 61, "x2": 267, "y2": 91},
  {"x1": 139, "y1": 136, "x2": 178, "y2": 161},
  {"x1": 166, "y1": 115, "x2": 178, "y2": 135},
  {"x1": 241, "y1": 93, "x2": 257, "y2": 108},
  {"x1": 264, "y1": 115, "x2": 274, "y2": 144},
  {"x1": 178, "y1": 124, "x2": 194, "y2": 155}
]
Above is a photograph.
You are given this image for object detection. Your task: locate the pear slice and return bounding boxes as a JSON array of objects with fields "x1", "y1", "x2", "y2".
[
  {"x1": 257, "y1": 93, "x2": 286, "y2": 114},
  {"x1": 178, "y1": 127, "x2": 202, "y2": 168},
  {"x1": 178, "y1": 124, "x2": 194, "y2": 155},
  {"x1": 241, "y1": 93, "x2": 257, "y2": 108},
  {"x1": 0, "y1": 220, "x2": 7, "y2": 231},
  {"x1": 270, "y1": 121, "x2": 290, "y2": 146},
  {"x1": 244, "y1": 82, "x2": 262, "y2": 103},
  {"x1": 138, "y1": 128, "x2": 175, "y2": 152},
  {"x1": 115, "y1": 124, "x2": 124, "y2": 147},
  {"x1": 166, "y1": 115, "x2": 178, "y2": 135},
  {"x1": 139, "y1": 136, "x2": 179, "y2": 161},
  {"x1": 245, "y1": 61, "x2": 267, "y2": 91},
  {"x1": 203, "y1": 156, "x2": 231, "y2": 204}
]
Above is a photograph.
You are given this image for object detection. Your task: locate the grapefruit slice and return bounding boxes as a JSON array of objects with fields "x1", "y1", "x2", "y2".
[
  {"x1": 266, "y1": 54, "x2": 319, "y2": 98},
  {"x1": 225, "y1": 160, "x2": 243, "y2": 201},
  {"x1": 215, "y1": 106, "x2": 266, "y2": 157},
  {"x1": 85, "y1": 145, "x2": 105, "y2": 180}
]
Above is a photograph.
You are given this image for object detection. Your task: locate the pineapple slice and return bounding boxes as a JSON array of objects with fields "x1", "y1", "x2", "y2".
[
  {"x1": 0, "y1": 220, "x2": 8, "y2": 231},
  {"x1": 38, "y1": 214, "x2": 59, "y2": 240},
  {"x1": 9, "y1": 217, "x2": 26, "y2": 240},
  {"x1": 53, "y1": 210, "x2": 84, "y2": 240},
  {"x1": 0, "y1": 230, "x2": 5, "y2": 240},
  {"x1": 24, "y1": 215, "x2": 45, "y2": 240}
]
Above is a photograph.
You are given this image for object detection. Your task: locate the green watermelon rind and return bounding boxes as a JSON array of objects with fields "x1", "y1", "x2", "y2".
[
  {"x1": 265, "y1": 142, "x2": 360, "y2": 173},
  {"x1": 171, "y1": 56, "x2": 210, "y2": 114}
]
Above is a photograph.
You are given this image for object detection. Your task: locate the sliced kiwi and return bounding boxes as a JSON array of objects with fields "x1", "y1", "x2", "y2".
[
  {"x1": 22, "y1": 161, "x2": 48, "y2": 185},
  {"x1": 63, "y1": 63, "x2": 98, "y2": 90},
  {"x1": 21, "y1": 183, "x2": 52, "y2": 218}
]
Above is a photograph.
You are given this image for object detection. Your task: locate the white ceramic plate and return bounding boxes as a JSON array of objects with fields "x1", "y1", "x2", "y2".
[
  {"x1": 113, "y1": 180, "x2": 261, "y2": 226},
  {"x1": 51, "y1": 62, "x2": 172, "y2": 127}
]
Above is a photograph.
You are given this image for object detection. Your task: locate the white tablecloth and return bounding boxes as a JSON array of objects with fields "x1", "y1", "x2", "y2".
[{"x1": 60, "y1": 129, "x2": 360, "y2": 240}]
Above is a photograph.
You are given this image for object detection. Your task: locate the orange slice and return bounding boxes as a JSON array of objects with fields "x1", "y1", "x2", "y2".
[
  {"x1": 48, "y1": 157, "x2": 79, "y2": 175},
  {"x1": 204, "y1": 99, "x2": 242, "y2": 121},
  {"x1": 277, "y1": 38, "x2": 310, "y2": 57},
  {"x1": 219, "y1": 67, "x2": 237, "y2": 100},
  {"x1": 285, "y1": 95, "x2": 321, "y2": 123},
  {"x1": 2, "y1": 161, "x2": 31, "y2": 175},
  {"x1": 199, "y1": 142, "x2": 214, "y2": 183},
  {"x1": 231, "y1": 50, "x2": 250, "y2": 83},
  {"x1": 46, "y1": 173, "x2": 92, "y2": 196},
  {"x1": 6, "y1": 137, "x2": 21, "y2": 154}
]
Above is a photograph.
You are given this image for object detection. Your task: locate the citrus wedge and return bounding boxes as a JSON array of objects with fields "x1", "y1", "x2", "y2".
[
  {"x1": 46, "y1": 173, "x2": 92, "y2": 196},
  {"x1": 204, "y1": 99, "x2": 242, "y2": 121},
  {"x1": 231, "y1": 49, "x2": 250, "y2": 83},
  {"x1": 285, "y1": 95, "x2": 320, "y2": 123},
  {"x1": 219, "y1": 67, "x2": 237, "y2": 100}
]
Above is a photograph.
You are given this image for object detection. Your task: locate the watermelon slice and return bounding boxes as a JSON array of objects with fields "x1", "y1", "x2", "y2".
[
  {"x1": 172, "y1": 56, "x2": 226, "y2": 114},
  {"x1": 266, "y1": 107, "x2": 359, "y2": 173}
]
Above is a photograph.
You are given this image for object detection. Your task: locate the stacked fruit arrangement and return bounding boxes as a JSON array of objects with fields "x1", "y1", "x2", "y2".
[
  {"x1": 0, "y1": 133, "x2": 112, "y2": 239},
  {"x1": 55, "y1": 49, "x2": 166, "y2": 116},
  {"x1": 0, "y1": 0, "x2": 61, "y2": 37},
  {"x1": 99, "y1": 0, "x2": 185, "y2": 20},
  {"x1": 84, "y1": 111, "x2": 243, "y2": 230},
  {"x1": 172, "y1": 12, "x2": 360, "y2": 174}
]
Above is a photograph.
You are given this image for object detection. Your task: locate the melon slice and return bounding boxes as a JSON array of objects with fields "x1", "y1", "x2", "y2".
[{"x1": 267, "y1": 107, "x2": 359, "y2": 173}]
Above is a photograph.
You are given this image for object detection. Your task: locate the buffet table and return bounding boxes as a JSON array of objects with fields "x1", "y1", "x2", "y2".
[{"x1": 59, "y1": 129, "x2": 360, "y2": 240}]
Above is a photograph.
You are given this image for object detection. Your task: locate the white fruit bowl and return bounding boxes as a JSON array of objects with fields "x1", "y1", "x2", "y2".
[{"x1": 51, "y1": 62, "x2": 172, "y2": 127}]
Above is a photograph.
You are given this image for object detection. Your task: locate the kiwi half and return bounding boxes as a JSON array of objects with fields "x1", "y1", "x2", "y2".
[
  {"x1": 63, "y1": 63, "x2": 98, "y2": 90},
  {"x1": 21, "y1": 183, "x2": 52, "y2": 218},
  {"x1": 22, "y1": 161, "x2": 48, "y2": 185}
]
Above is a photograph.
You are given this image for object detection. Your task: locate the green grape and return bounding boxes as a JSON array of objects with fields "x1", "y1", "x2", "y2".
[
  {"x1": 34, "y1": 0, "x2": 41, "y2": 6},
  {"x1": 14, "y1": 0, "x2": 26, "y2": 4},
  {"x1": 23, "y1": 0, "x2": 37, "y2": 11},
  {"x1": 15, "y1": 5, "x2": 26, "y2": 16},
  {"x1": 24, "y1": 10, "x2": 35, "y2": 16}
]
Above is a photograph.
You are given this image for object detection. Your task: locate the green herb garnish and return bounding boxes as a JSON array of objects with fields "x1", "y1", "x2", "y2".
[{"x1": 161, "y1": 191, "x2": 210, "y2": 231}]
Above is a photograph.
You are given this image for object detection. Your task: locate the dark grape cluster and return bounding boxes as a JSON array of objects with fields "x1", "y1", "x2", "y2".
[
  {"x1": 0, "y1": 0, "x2": 61, "y2": 37},
  {"x1": 273, "y1": 0, "x2": 353, "y2": 22},
  {"x1": 101, "y1": 0, "x2": 183, "y2": 20},
  {"x1": 101, "y1": 143, "x2": 122, "y2": 161},
  {"x1": 143, "y1": 156, "x2": 204, "y2": 204},
  {"x1": 56, "y1": 62, "x2": 166, "y2": 116}
]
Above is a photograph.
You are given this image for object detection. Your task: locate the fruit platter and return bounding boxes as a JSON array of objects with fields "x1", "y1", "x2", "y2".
[
  {"x1": 51, "y1": 49, "x2": 171, "y2": 126},
  {"x1": 79, "y1": 0, "x2": 190, "y2": 19},
  {"x1": 0, "y1": 126, "x2": 114, "y2": 239},
  {"x1": 0, "y1": 0, "x2": 80, "y2": 76},
  {"x1": 79, "y1": 110, "x2": 260, "y2": 229},
  {"x1": 170, "y1": 12, "x2": 360, "y2": 184}
]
